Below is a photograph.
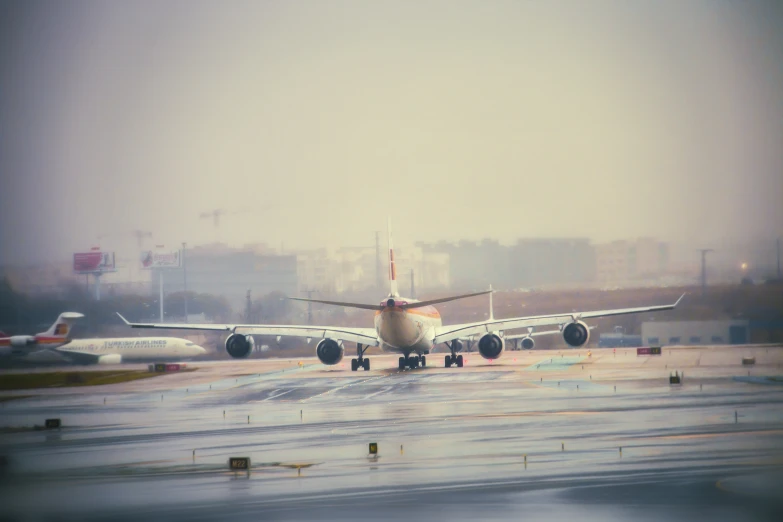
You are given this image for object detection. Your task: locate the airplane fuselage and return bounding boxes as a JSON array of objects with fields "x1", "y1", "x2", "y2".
[
  {"x1": 374, "y1": 296, "x2": 442, "y2": 355},
  {"x1": 60, "y1": 337, "x2": 207, "y2": 361}
]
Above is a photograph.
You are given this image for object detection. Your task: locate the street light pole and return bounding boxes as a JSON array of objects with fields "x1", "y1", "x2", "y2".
[{"x1": 182, "y1": 242, "x2": 188, "y2": 322}]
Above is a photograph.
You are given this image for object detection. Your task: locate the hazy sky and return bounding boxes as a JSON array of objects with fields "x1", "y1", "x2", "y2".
[{"x1": 1, "y1": 0, "x2": 782, "y2": 265}]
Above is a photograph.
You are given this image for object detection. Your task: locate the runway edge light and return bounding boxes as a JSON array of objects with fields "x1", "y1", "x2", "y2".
[{"x1": 369, "y1": 442, "x2": 378, "y2": 455}]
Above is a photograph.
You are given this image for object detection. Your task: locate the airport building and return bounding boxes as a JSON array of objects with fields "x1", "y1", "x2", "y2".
[
  {"x1": 640, "y1": 320, "x2": 750, "y2": 346},
  {"x1": 598, "y1": 333, "x2": 643, "y2": 348}
]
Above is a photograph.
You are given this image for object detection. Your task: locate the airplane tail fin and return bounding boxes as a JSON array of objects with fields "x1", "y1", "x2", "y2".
[
  {"x1": 38, "y1": 312, "x2": 84, "y2": 338},
  {"x1": 388, "y1": 217, "x2": 399, "y2": 297}
]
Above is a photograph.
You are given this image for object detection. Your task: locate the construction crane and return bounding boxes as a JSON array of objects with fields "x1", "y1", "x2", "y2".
[
  {"x1": 199, "y1": 209, "x2": 227, "y2": 228},
  {"x1": 199, "y1": 207, "x2": 265, "y2": 242}
]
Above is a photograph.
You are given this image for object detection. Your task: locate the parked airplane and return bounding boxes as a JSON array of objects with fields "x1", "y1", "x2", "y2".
[
  {"x1": 118, "y1": 220, "x2": 684, "y2": 371},
  {"x1": 0, "y1": 312, "x2": 84, "y2": 356}
]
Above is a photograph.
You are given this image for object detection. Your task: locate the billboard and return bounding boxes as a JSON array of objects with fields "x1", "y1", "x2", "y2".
[
  {"x1": 74, "y1": 251, "x2": 116, "y2": 274},
  {"x1": 141, "y1": 250, "x2": 181, "y2": 269}
]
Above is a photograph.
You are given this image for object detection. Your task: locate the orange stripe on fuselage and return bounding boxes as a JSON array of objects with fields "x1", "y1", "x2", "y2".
[{"x1": 0, "y1": 337, "x2": 65, "y2": 346}]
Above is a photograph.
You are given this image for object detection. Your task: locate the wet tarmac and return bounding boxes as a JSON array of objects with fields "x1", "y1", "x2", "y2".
[{"x1": 1, "y1": 345, "x2": 783, "y2": 521}]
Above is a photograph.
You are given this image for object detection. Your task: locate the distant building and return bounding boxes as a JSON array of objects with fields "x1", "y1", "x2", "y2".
[
  {"x1": 594, "y1": 238, "x2": 669, "y2": 285},
  {"x1": 641, "y1": 320, "x2": 750, "y2": 346},
  {"x1": 419, "y1": 237, "x2": 593, "y2": 291},
  {"x1": 154, "y1": 244, "x2": 298, "y2": 311},
  {"x1": 509, "y1": 238, "x2": 595, "y2": 288}
]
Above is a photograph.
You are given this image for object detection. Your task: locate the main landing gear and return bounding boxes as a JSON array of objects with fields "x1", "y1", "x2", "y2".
[
  {"x1": 445, "y1": 341, "x2": 464, "y2": 368},
  {"x1": 398, "y1": 354, "x2": 427, "y2": 370},
  {"x1": 351, "y1": 344, "x2": 370, "y2": 371}
]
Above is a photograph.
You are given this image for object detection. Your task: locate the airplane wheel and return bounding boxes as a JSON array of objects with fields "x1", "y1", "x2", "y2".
[
  {"x1": 363, "y1": 359, "x2": 370, "y2": 371},
  {"x1": 351, "y1": 359, "x2": 358, "y2": 371},
  {"x1": 399, "y1": 357, "x2": 406, "y2": 370},
  {"x1": 445, "y1": 356, "x2": 451, "y2": 368},
  {"x1": 457, "y1": 355, "x2": 464, "y2": 368},
  {"x1": 408, "y1": 357, "x2": 418, "y2": 369},
  {"x1": 421, "y1": 356, "x2": 426, "y2": 367}
]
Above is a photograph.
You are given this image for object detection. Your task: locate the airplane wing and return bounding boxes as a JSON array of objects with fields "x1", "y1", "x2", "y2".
[
  {"x1": 51, "y1": 347, "x2": 111, "y2": 365},
  {"x1": 434, "y1": 293, "x2": 685, "y2": 345},
  {"x1": 504, "y1": 329, "x2": 563, "y2": 340},
  {"x1": 116, "y1": 314, "x2": 380, "y2": 346}
]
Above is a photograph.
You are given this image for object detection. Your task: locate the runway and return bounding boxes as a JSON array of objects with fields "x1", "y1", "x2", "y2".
[{"x1": 1, "y1": 345, "x2": 783, "y2": 521}]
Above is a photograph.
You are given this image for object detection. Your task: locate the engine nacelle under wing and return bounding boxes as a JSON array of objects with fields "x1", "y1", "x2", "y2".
[
  {"x1": 478, "y1": 333, "x2": 505, "y2": 360},
  {"x1": 96, "y1": 354, "x2": 123, "y2": 365},
  {"x1": 520, "y1": 337, "x2": 535, "y2": 350},
  {"x1": 316, "y1": 338, "x2": 344, "y2": 365},
  {"x1": 225, "y1": 333, "x2": 254, "y2": 359},
  {"x1": 562, "y1": 321, "x2": 591, "y2": 347},
  {"x1": 9, "y1": 335, "x2": 36, "y2": 348}
]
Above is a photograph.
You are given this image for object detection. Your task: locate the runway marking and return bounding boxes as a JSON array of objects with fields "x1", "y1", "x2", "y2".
[
  {"x1": 260, "y1": 389, "x2": 295, "y2": 401},
  {"x1": 298, "y1": 375, "x2": 388, "y2": 403},
  {"x1": 362, "y1": 386, "x2": 394, "y2": 400},
  {"x1": 524, "y1": 356, "x2": 584, "y2": 372},
  {"x1": 647, "y1": 428, "x2": 783, "y2": 441}
]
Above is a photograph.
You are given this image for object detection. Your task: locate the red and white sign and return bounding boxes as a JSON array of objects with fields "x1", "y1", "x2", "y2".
[
  {"x1": 73, "y1": 252, "x2": 116, "y2": 273},
  {"x1": 140, "y1": 250, "x2": 181, "y2": 269}
]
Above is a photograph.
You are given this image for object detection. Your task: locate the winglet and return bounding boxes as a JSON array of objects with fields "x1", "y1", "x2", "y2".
[
  {"x1": 674, "y1": 293, "x2": 686, "y2": 307},
  {"x1": 116, "y1": 312, "x2": 131, "y2": 325}
]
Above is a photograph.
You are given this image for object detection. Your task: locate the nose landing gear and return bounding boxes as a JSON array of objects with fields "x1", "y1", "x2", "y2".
[{"x1": 398, "y1": 354, "x2": 427, "y2": 370}]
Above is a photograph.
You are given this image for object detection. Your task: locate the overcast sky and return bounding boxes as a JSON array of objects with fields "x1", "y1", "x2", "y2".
[{"x1": 1, "y1": 0, "x2": 781, "y2": 265}]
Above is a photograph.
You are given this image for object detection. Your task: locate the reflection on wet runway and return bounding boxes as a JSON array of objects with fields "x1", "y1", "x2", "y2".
[{"x1": 1, "y1": 346, "x2": 782, "y2": 521}]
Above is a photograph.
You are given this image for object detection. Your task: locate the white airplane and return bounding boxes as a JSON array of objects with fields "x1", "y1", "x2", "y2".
[
  {"x1": 118, "y1": 219, "x2": 684, "y2": 371},
  {"x1": 0, "y1": 312, "x2": 84, "y2": 356},
  {"x1": 49, "y1": 337, "x2": 207, "y2": 365}
]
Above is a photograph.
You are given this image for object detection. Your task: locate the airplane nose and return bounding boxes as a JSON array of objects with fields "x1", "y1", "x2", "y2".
[{"x1": 194, "y1": 345, "x2": 207, "y2": 355}]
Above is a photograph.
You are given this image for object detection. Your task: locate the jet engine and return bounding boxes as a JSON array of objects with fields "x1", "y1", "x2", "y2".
[
  {"x1": 520, "y1": 337, "x2": 535, "y2": 350},
  {"x1": 316, "y1": 338, "x2": 344, "y2": 365},
  {"x1": 562, "y1": 321, "x2": 590, "y2": 347},
  {"x1": 225, "y1": 333, "x2": 254, "y2": 359},
  {"x1": 478, "y1": 333, "x2": 505, "y2": 360},
  {"x1": 9, "y1": 335, "x2": 35, "y2": 348},
  {"x1": 96, "y1": 354, "x2": 122, "y2": 365}
]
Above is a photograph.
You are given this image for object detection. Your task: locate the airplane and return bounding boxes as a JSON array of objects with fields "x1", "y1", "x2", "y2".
[
  {"x1": 0, "y1": 312, "x2": 84, "y2": 356},
  {"x1": 117, "y1": 219, "x2": 685, "y2": 371},
  {"x1": 1, "y1": 312, "x2": 206, "y2": 365},
  {"x1": 48, "y1": 337, "x2": 207, "y2": 365}
]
